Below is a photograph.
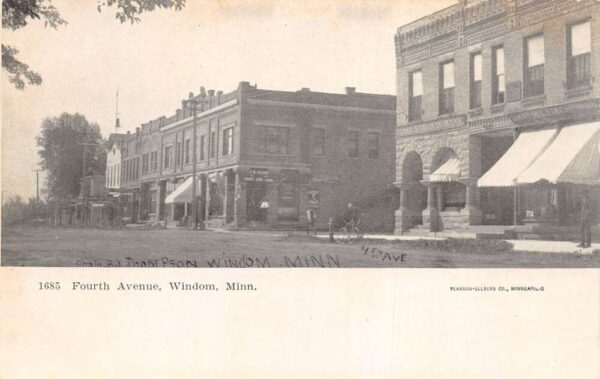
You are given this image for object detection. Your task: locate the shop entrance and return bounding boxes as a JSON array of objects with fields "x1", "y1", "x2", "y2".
[{"x1": 247, "y1": 182, "x2": 268, "y2": 222}]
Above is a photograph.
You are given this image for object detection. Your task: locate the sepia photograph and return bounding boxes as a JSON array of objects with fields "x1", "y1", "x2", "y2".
[
  {"x1": 2, "y1": 0, "x2": 600, "y2": 268},
  {"x1": 2, "y1": 1, "x2": 600, "y2": 378}
]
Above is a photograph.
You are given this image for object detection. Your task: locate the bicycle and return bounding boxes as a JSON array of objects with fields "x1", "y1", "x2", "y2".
[{"x1": 335, "y1": 218, "x2": 364, "y2": 243}]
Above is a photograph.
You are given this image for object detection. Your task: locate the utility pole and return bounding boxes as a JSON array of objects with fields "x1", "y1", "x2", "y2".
[{"x1": 33, "y1": 169, "x2": 42, "y2": 220}]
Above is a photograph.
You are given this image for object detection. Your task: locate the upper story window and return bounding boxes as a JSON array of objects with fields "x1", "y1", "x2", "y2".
[
  {"x1": 408, "y1": 70, "x2": 423, "y2": 122},
  {"x1": 492, "y1": 46, "x2": 505, "y2": 104},
  {"x1": 151, "y1": 151, "x2": 158, "y2": 171},
  {"x1": 470, "y1": 52, "x2": 482, "y2": 109},
  {"x1": 368, "y1": 132, "x2": 379, "y2": 159},
  {"x1": 210, "y1": 131, "x2": 216, "y2": 158},
  {"x1": 184, "y1": 138, "x2": 190, "y2": 164},
  {"x1": 176, "y1": 141, "x2": 182, "y2": 166},
  {"x1": 439, "y1": 61, "x2": 455, "y2": 115},
  {"x1": 567, "y1": 20, "x2": 591, "y2": 90},
  {"x1": 163, "y1": 145, "x2": 172, "y2": 169},
  {"x1": 524, "y1": 34, "x2": 545, "y2": 98},
  {"x1": 222, "y1": 127, "x2": 234, "y2": 156},
  {"x1": 258, "y1": 126, "x2": 290, "y2": 154},
  {"x1": 347, "y1": 130, "x2": 359, "y2": 158},
  {"x1": 312, "y1": 128, "x2": 325, "y2": 156},
  {"x1": 200, "y1": 135, "x2": 205, "y2": 160},
  {"x1": 142, "y1": 153, "x2": 149, "y2": 174}
]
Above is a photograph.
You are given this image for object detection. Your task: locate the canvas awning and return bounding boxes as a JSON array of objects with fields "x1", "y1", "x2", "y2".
[
  {"x1": 165, "y1": 176, "x2": 195, "y2": 204},
  {"x1": 430, "y1": 158, "x2": 460, "y2": 182},
  {"x1": 478, "y1": 128, "x2": 557, "y2": 187},
  {"x1": 517, "y1": 121, "x2": 600, "y2": 185}
]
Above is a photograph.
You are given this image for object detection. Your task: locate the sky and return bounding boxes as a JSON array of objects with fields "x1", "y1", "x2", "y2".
[{"x1": 1, "y1": 0, "x2": 454, "y2": 200}]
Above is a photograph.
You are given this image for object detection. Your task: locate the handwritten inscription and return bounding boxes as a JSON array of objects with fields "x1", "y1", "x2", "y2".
[{"x1": 361, "y1": 246, "x2": 407, "y2": 263}]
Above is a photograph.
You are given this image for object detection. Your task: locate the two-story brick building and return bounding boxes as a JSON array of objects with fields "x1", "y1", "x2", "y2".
[
  {"x1": 394, "y1": 0, "x2": 600, "y2": 239},
  {"x1": 110, "y1": 82, "x2": 397, "y2": 231}
]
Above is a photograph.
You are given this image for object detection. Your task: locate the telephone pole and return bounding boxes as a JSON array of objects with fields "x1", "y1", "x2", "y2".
[{"x1": 33, "y1": 169, "x2": 42, "y2": 220}]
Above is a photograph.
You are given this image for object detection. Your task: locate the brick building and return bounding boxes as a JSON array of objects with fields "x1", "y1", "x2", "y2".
[
  {"x1": 110, "y1": 82, "x2": 397, "y2": 231},
  {"x1": 394, "y1": 0, "x2": 600, "y2": 239}
]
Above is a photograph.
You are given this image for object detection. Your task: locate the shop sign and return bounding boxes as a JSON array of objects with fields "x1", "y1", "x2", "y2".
[
  {"x1": 308, "y1": 190, "x2": 320, "y2": 208},
  {"x1": 243, "y1": 168, "x2": 274, "y2": 182},
  {"x1": 310, "y1": 175, "x2": 340, "y2": 185}
]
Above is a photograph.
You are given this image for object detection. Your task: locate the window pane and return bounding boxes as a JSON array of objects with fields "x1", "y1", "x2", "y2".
[
  {"x1": 571, "y1": 21, "x2": 591, "y2": 56},
  {"x1": 495, "y1": 47, "x2": 504, "y2": 75},
  {"x1": 443, "y1": 62, "x2": 454, "y2": 89},
  {"x1": 473, "y1": 54, "x2": 482, "y2": 81},
  {"x1": 411, "y1": 71, "x2": 423, "y2": 97},
  {"x1": 498, "y1": 74, "x2": 505, "y2": 92},
  {"x1": 527, "y1": 35, "x2": 545, "y2": 67}
]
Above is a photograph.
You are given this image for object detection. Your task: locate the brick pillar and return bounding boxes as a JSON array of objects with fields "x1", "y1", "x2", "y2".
[
  {"x1": 155, "y1": 181, "x2": 161, "y2": 223},
  {"x1": 233, "y1": 171, "x2": 247, "y2": 228},
  {"x1": 266, "y1": 180, "x2": 279, "y2": 226}
]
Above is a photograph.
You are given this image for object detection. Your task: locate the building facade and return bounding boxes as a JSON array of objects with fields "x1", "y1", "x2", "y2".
[
  {"x1": 110, "y1": 82, "x2": 397, "y2": 231},
  {"x1": 394, "y1": 0, "x2": 600, "y2": 238}
]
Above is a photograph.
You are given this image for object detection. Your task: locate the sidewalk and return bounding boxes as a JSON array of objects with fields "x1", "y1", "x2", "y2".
[{"x1": 315, "y1": 233, "x2": 599, "y2": 254}]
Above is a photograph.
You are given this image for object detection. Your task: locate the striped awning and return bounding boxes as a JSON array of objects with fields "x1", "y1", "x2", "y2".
[
  {"x1": 165, "y1": 176, "x2": 195, "y2": 204},
  {"x1": 430, "y1": 158, "x2": 460, "y2": 182},
  {"x1": 517, "y1": 122, "x2": 600, "y2": 185},
  {"x1": 478, "y1": 128, "x2": 557, "y2": 187}
]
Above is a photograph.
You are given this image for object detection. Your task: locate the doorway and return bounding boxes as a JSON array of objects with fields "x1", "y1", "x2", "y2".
[{"x1": 247, "y1": 182, "x2": 267, "y2": 222}]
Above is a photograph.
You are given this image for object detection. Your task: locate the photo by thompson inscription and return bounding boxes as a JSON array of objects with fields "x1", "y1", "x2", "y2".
[{"x1": 2, "y1": 0, "x2": 600, "y2": 268}]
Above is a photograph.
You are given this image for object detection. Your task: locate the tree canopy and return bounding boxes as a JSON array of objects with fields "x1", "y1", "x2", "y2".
[
  {"x1": 37, "y1": 113, "x2": 106, "y2": 200},
  {"x1": 2, "y1": 0, "x2": 186, "y2": 89}
]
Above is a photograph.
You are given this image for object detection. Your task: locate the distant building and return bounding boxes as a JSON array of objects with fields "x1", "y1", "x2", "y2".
[
  {"x1": 394, "y1": 0, "x2": 600, "y2": 239},
  {"x1": 109, "y1": 82, "x2": 397, "y2": 231}
]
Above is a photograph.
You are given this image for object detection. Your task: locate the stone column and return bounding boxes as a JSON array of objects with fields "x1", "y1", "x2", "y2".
[
  {"x1": 425, "y1": 182, "x2": 439, "y2": 232},
  {"x1": 394, "y1": 182, "x2": 411, "y2": 234},
  {"x1": 462, "y1": 178, "x2": 482, "y2": 226},
  {"x1": 436, "y1": 184, "x2": 444, "y2": 212}
]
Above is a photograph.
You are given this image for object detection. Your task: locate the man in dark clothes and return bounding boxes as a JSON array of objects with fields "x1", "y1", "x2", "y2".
[{"x1": 578, "y1": 191, "x2": 594, "y2": 248}]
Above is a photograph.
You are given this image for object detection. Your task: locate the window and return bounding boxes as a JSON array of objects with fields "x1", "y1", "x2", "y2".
[
  {"x1": 439, "y1": 61, "x2": 455, "y2": 114},
  {"x1": 524, "y1": 35, "x2": 545, "y2": 97},
  {"x1": 492, "y1": 46, "x2": 505, "y2": 104},
  {"x1": 142, "y1": 153, "x2": 149, "y2": 174},
  {"x1": 200, "y1": 135, "x2": 205, "y2": 160},
  {"x1": 258, "y1": 126, "x2": 290, "y2": 154},
  {"x1": 408, "y1": 70, "x2": 423, "y2": 121},
  {"x1": 567, "y1": 20, "x2": 591, "y2": 89},
  {"x1": 470, "y1": 52, "x2": 482, "y2": 109},
  {"x1": 164, "y1": 145, "x2": 172, "y2": 169},
  {"x1": 312, "y1": 128, "x2": 325, "y2": 156},
  {"x1": 151, "y1": 151, "x2": 158, "y2": 171},
  {"x1": 184, "y1": 138, "x2": 190, "y2": 164},
  {"x1": 176, "y1": 141, "x2": 182, "y2": 166},
  {"x1": 222, "y1": 127, "x2": 234, "y2": 156},
  {"x1": 368, "y1": 132, "x2": 379, "y2": 159},
  {"x1": 347, "y1": 130, "x2": 359, "y2": 158},
  {"x1": 210, "y1": 131, "x2": 216, "y2": 158}
]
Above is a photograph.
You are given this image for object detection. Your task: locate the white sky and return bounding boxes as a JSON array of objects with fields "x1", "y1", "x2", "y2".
[{"x1": 1, "y1": 0, "x2": 453, "y2": 200}]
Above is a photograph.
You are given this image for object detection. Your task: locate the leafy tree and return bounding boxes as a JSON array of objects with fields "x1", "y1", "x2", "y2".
[
  {"x1": 2, "y1": 0, "x2": 185, "y2": 89},
  {"x1": 37, "y1": 113, "x2": 106, "y2": 201}
]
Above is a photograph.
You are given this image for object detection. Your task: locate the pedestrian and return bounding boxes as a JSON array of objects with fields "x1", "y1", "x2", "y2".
[
  {"x1": 578, "y1": 190, "x2": 594, "y2": 248},
  {"x1": 306, "y1": 208, "x2": 317, "y2": 235}
]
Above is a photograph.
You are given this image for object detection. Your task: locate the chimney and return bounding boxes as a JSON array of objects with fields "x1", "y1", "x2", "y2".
[
  {"x1": 345, "y1": 87, "x2": 356, "y2": 95},
  {"x1": 176, "y1": 109, "x2": 182, "y2": 120},
  {"x1": 301, "y1": 87, "x2": 310, "y2": 93},
  {"x1": 208, "y1": 89, "x2": 215, "y2": 108},
  {"x1": 217, "y1": 90, "x2": 223, "y2": 105},
  {"x1": 189, "y1": 92, "x2": 194, "y2": 99}
]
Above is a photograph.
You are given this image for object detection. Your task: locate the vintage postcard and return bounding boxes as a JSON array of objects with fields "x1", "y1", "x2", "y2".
[{"x1": 1, "y1": 0, "x2": 599, "y2": 377}]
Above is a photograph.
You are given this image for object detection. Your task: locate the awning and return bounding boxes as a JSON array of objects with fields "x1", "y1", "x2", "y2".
[
  {"x1": 430, "y1": 158, "x2": 460, "y2": 182},
  {"x1": 478, "y1": 128, "x2": 557, "y2": 187},
  {"x1": 517, "y1": 121, "x2": 600, "y2": 185},
  {"x1": 165, "y1": 176, "x2": 196, "y2": 204}
]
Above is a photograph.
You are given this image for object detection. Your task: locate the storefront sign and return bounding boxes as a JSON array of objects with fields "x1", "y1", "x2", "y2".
[
  {"x1": 243, "y1": 168, "x2": 274, "y2": 182},
  {"x1": 308, "y1": 190, "x2": 320, "y2": 207},
  {"x1": 310, "y1": 175, "x2": 341, "y2": 185}
]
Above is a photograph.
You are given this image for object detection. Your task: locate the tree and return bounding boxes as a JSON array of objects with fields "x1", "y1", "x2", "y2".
[
  {"x1": 2, "y1": 0, "x2": 185, "y2": 89},
  {"x1": 37, "y1": 113, "x2": 106, "y2": 201}
]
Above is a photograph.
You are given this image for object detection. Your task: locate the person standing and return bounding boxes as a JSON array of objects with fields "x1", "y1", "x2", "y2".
[
  {"x1": 578, "y1": 190, "x2": 593, "y2": 248},
  {"x1": 306, "y1": 208, "x2": 317, "y2": 235}
]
